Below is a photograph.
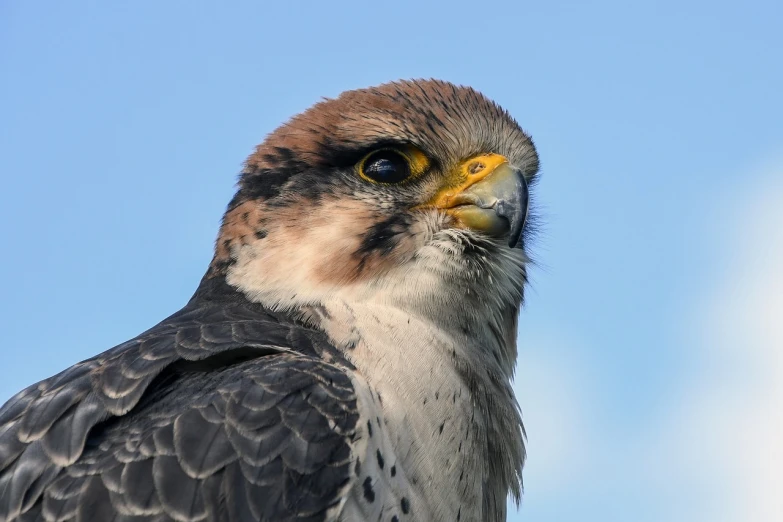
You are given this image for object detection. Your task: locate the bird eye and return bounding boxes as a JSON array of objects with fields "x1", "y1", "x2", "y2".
[{"x1": 358, "y1": 149, "x2": 413, "y2": 184}]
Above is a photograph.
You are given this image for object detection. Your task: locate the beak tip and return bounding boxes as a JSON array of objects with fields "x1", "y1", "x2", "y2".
[
  {"x1": 495, "y1": 172, "x2": 529, "y2": 249},
  {"x1": 505, "y1": 213, "x2": 526, "y2": 249}
]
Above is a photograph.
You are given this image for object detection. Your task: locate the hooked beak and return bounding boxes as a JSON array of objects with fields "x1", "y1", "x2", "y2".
[{"x1": 428, "y1": 154, "x2": 529, "y2": 248}]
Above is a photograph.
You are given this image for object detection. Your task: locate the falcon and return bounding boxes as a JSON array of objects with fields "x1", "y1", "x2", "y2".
[{"x1": 0, "y1": 79, "x2": 539, "y2": 521}]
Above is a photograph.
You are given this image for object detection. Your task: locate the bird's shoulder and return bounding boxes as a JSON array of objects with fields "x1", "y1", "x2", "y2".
[{"x1": 0, "y1": 294, "x2": 363, "y2": 521}]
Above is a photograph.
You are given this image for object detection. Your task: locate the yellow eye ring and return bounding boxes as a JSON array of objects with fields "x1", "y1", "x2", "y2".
[{"x1": 356, "y1": 145, "x2": 430, "y2": 185}]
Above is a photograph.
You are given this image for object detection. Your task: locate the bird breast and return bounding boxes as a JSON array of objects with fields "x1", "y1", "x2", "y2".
[{"x1": 319, "y1": 299, "x2": 490, "y2": 522}]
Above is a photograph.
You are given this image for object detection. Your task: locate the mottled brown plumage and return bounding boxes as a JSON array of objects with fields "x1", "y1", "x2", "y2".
[{"x1": 0, "y1": 79, "x2": 539, "y2": 521}]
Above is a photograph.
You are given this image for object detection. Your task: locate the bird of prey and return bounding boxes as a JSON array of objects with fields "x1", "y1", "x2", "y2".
[{"x1": 0, "y1": 79, "x2": 539, "y2": 522}]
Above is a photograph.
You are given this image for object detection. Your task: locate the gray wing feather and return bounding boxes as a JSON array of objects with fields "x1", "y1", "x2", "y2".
[{"x1": 0, "y1": 303, "x2": 360, "y2": 521}]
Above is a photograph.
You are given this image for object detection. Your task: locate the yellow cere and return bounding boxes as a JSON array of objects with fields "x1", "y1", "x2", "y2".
[{"x1": 430, "y1": 153, "x2": 509, "y2": 209}]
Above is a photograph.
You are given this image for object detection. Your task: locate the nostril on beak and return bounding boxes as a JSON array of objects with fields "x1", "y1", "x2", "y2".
[{"x1": 468, "y1": 160, "x2": 486, "y2": 175}]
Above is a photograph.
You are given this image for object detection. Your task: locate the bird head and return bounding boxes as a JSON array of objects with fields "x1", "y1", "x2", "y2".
[{"x1": 203, "y1": 79, "x2": 538, "y2": 321}]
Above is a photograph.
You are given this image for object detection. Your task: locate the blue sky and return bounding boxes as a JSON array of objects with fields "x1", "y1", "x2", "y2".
[{"x1": 1, "y1": 1, "x2": 781, "y2": 520}]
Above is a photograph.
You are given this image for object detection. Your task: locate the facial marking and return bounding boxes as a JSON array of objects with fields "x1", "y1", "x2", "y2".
[
  {"x1": 210, "y1": 200, "x2": 265, "y2": 275},
  {"x1": 210, "y1": 79, "x2": 538, "y2": 313}
]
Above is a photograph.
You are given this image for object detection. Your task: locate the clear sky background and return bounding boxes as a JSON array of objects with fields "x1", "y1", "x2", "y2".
[{"x1": 1, "y1": 1, "x2": 781, "y2": 521}]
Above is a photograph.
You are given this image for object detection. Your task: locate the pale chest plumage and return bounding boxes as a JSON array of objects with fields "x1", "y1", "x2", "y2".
[{"x1": 316, "y1": 300, "x2": 496, "y2": 522}]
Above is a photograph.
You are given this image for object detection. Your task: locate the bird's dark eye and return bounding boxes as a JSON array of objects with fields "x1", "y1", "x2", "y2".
[{"x1": 358, "y1": 149, "x2": 413, "y2": 184}]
